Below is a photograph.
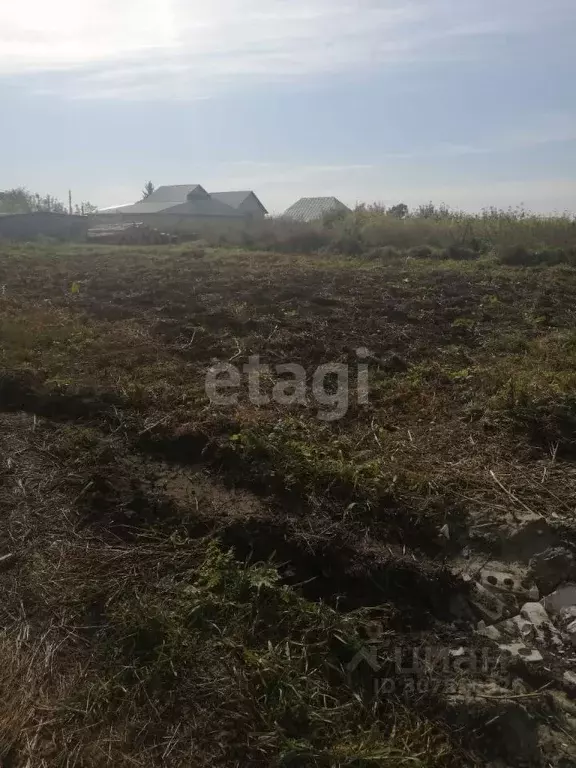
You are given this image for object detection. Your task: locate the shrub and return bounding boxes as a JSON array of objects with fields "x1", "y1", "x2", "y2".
[
  {"x1": 408, "y1": 245, "x2": 434, "y2": 259},
  {"x1": 498, "y1": 245, "x2": 576, "y2": 267},
  {"x1": 195, "y1": 204, "x2": 576, "y2": 259},
  {"x1": 444, "y1": 244, "x2": 480, "y2": 261}
]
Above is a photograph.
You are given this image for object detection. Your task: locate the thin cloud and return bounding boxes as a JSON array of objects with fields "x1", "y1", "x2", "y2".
[{"x1": 4, "y1": 0, "x2": 572, "y2": 99}]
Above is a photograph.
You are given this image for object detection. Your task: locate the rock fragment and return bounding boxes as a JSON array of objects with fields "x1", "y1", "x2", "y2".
[
  {"x1": 543, "y1": 583, "x2": 576, "y2": 616},
  {"x1": 529, "y1": 547, "x2": 576, "y2": 593},
  {"x1": 498, "y1": 644, "x2": 543, "y2": 663}
]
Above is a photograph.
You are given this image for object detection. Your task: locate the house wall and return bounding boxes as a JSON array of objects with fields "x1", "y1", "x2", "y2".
[
  {"x1": 0, "y1": 213, "x2": 89, "y2": 241},
  {"x1": 238, "y1": 196, "x2": 266, "y2": 218},
  {"x1": 118, "y1": 212, "x2": 243, "y2": 234}
]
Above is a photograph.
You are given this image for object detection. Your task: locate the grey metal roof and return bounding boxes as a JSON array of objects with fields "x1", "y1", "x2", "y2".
[
  {"x1": 97, "y1": 203, "x2": 134, "y2": 212},
  {"x1": 210, "y1": 191, "x2": 268, "y2": 214},
  {"x1": 99, "y1": 185, "x2": 263, "y2": 218},
  {"x1": 144, "y1": 185, "x2": 208, "y2": 203},
  {"x1": 113, "y1": 201, "x2": 181, "y2": 214},
  {"x1": 283, "y1": 197, "x2": 351, "y2": 222},
  {"x1": 116, "y1": 199, "x2": 243, "y2": 218}
]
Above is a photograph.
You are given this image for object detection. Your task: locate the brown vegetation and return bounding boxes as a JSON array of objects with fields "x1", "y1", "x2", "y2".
[{"x1": 1, "y1": 237, "x2": 576, "y2": 766}]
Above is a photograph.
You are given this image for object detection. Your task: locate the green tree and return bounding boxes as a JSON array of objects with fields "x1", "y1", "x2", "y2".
[
  {"x1": 0, "y1": 187, "x2": 34, "y2": 213},
  {"x1": 0, "y1": 188, "x2": 96, "y2": 215},
  {"x1": 388, "y1": 203, "x2": 409, "y2": 219}
]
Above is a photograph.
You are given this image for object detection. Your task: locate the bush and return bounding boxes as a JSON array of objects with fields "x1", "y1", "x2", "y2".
[
  {"x1": 498, "y1": 245, "x2": 576, "y2": 267},
  {"x1": 444, "y1": 244, "x2": 480, "y2": 261},
  {"x1": 195, "y1": 205, "x2": 576, "y2": 259},
  {"x1": 407, "y1": 245, "x2": 434, "y2": 259}
]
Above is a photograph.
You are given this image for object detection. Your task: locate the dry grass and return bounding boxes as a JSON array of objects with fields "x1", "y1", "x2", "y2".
[
  {"x1": 2, "y1": 241, "x2": 576, "y2": 765},
  {"x1": 203, "y1": 205, "x2": 576, "y2": 256}
]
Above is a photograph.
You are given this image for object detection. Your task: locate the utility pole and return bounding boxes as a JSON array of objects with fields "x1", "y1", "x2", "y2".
[{"x1": 68, "y1": 190, "x2": 72, "y2": 215}]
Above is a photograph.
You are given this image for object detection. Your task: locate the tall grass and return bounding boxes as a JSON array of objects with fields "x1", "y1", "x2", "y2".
[{"x1": 201, "y1": 203, "x2": 576, "y2": 259}]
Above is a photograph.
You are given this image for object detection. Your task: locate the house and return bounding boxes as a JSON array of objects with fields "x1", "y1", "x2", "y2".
[
  {"x1": 210, "y1": 191, "x2": 268, "y2": 218},
  {"x1": 283, "y1": 197, "x2": 351, "y2": 223},
  {"x1": 97, "y1": 185, "x2": 267, "y2": 233}
]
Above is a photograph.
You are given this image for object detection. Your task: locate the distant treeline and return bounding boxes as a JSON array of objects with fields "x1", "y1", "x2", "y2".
[{"x1": 0, "y1": 187, "x2": 97, "y2": 216}]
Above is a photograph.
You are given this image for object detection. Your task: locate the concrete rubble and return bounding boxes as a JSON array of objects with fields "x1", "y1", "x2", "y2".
[
  {"x1": 468, "y1": 551, "x2": 576, "y2": 671},
  {"x1": 543, "y1": 583, "x2": 576, "y2": 615},
  {"x1": 497, "y1": 643, "x2": 543, "y2": 662},
  {"x1": 529, "y1": 546, "x2": 576, "y2": 593},
  {"x1": 480, "y1": 569, "x2": 539, "y2": 601}
]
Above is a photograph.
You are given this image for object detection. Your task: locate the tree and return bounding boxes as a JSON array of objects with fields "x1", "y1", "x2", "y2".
[
  {"x1": 0, "y1": 187, "x2": 34, "y2": 213},
  {"x1": 387, "y1": 203, "x2": 409, "y2": 219},
  {"x1": 142, "y1": 181, "x2": 155, "y2": 199},
  {"x1": 0, "y1": 188, "x2": 66, "y2": 213},
  {"x1": 0, "y1": 187, "x2": 96, "y2": 215},
  {"x1": 73, "y1": 202, "x2": 99, "y2": 215},
  {"x1": 33, "y1": 193, "x2": 66, "y2": 213}
]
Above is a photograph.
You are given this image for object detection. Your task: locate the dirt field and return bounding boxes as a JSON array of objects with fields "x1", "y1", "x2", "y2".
[{"x1": 2, "y1": 242, "x2": 576, "y2": 766}]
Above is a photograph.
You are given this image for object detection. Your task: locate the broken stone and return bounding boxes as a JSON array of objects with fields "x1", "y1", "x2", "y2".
[
  {"x1": 529, "y1": 547, "x2": 576, "y2": 593},
  {"x1": 488, "y1": 603, "x2": 563, "y2": 649},
  {"x1": 470, "y1": 581, "x2": 508, "y2": 623},
  {"x1": 439, "y1": 523, "x2": 450, "y2": 540},
  {"x1": 543, "y1": 583, "x2": 576, "y2": 615},
  {"x1": 521, "y1": 601, "x2": 551, "y2": 626},
  {"x1": 561, "y1": 606, "x2": 576, "y2": 621},
  {"x1": 493, "y1": 616, "x2": 523, "y2": 639},
  {"x1": 476, "y1": 624, "x2": 502, "y2": 641},
  {"x1": 498, "y1": 643, "x2": 543, "y2": 663},
  {"x1": 480, "y1": 569, "x2": 539, "y2": 600},
  {"x1": 450, "y1": 646, "x2": 466, "y2": 658},
  {"x1": 518, "y1": 621, "x2": 536, "y2": 642},
  {"x1": 520, "y1": 602, "x2": 563, "y2": 648},
  {"x1": 567, "y1": 619, "x2": 576, "y2": 635}
]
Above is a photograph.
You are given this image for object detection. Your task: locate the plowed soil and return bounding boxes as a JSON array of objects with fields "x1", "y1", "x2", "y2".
[{"x1": 2, "y1": 243, "x2": 576, "y2": 767}]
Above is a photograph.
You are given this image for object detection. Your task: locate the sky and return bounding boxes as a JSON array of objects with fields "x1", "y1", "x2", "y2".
[{"x1": 1, "y1": 0, "x2": 575, "y2": 213}]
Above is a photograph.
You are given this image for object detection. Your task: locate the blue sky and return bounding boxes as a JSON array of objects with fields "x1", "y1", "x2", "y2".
[{"x1": 1, "y1": 0, "x2": 575, "y2": 213}]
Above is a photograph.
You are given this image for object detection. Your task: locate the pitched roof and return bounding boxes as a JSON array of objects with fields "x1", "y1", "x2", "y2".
[
  {"x1": 145, "y1": 185, "x2": 208, "y2": 203},
  {"x1": 283, "y1": 197, "x2": 351, "y2": 222},
  {"x1": 210, "y1": 191, "x2": 268, "y2": 214},
  {"x1": 99, "y1": 184, "x2": 263, "y2": 218},
  {"x1": 115, "y1": 201, "x2": 180, "y2": 214},
  {"x1": 97, "y1": 203, "x2": 133, "y2": 213},
  {"x1": 112, "y1": 199, "x2": 244, "y2": 217},
  {"x1": 165, "y1": 198, "x2": 245, "y2": 217}
]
